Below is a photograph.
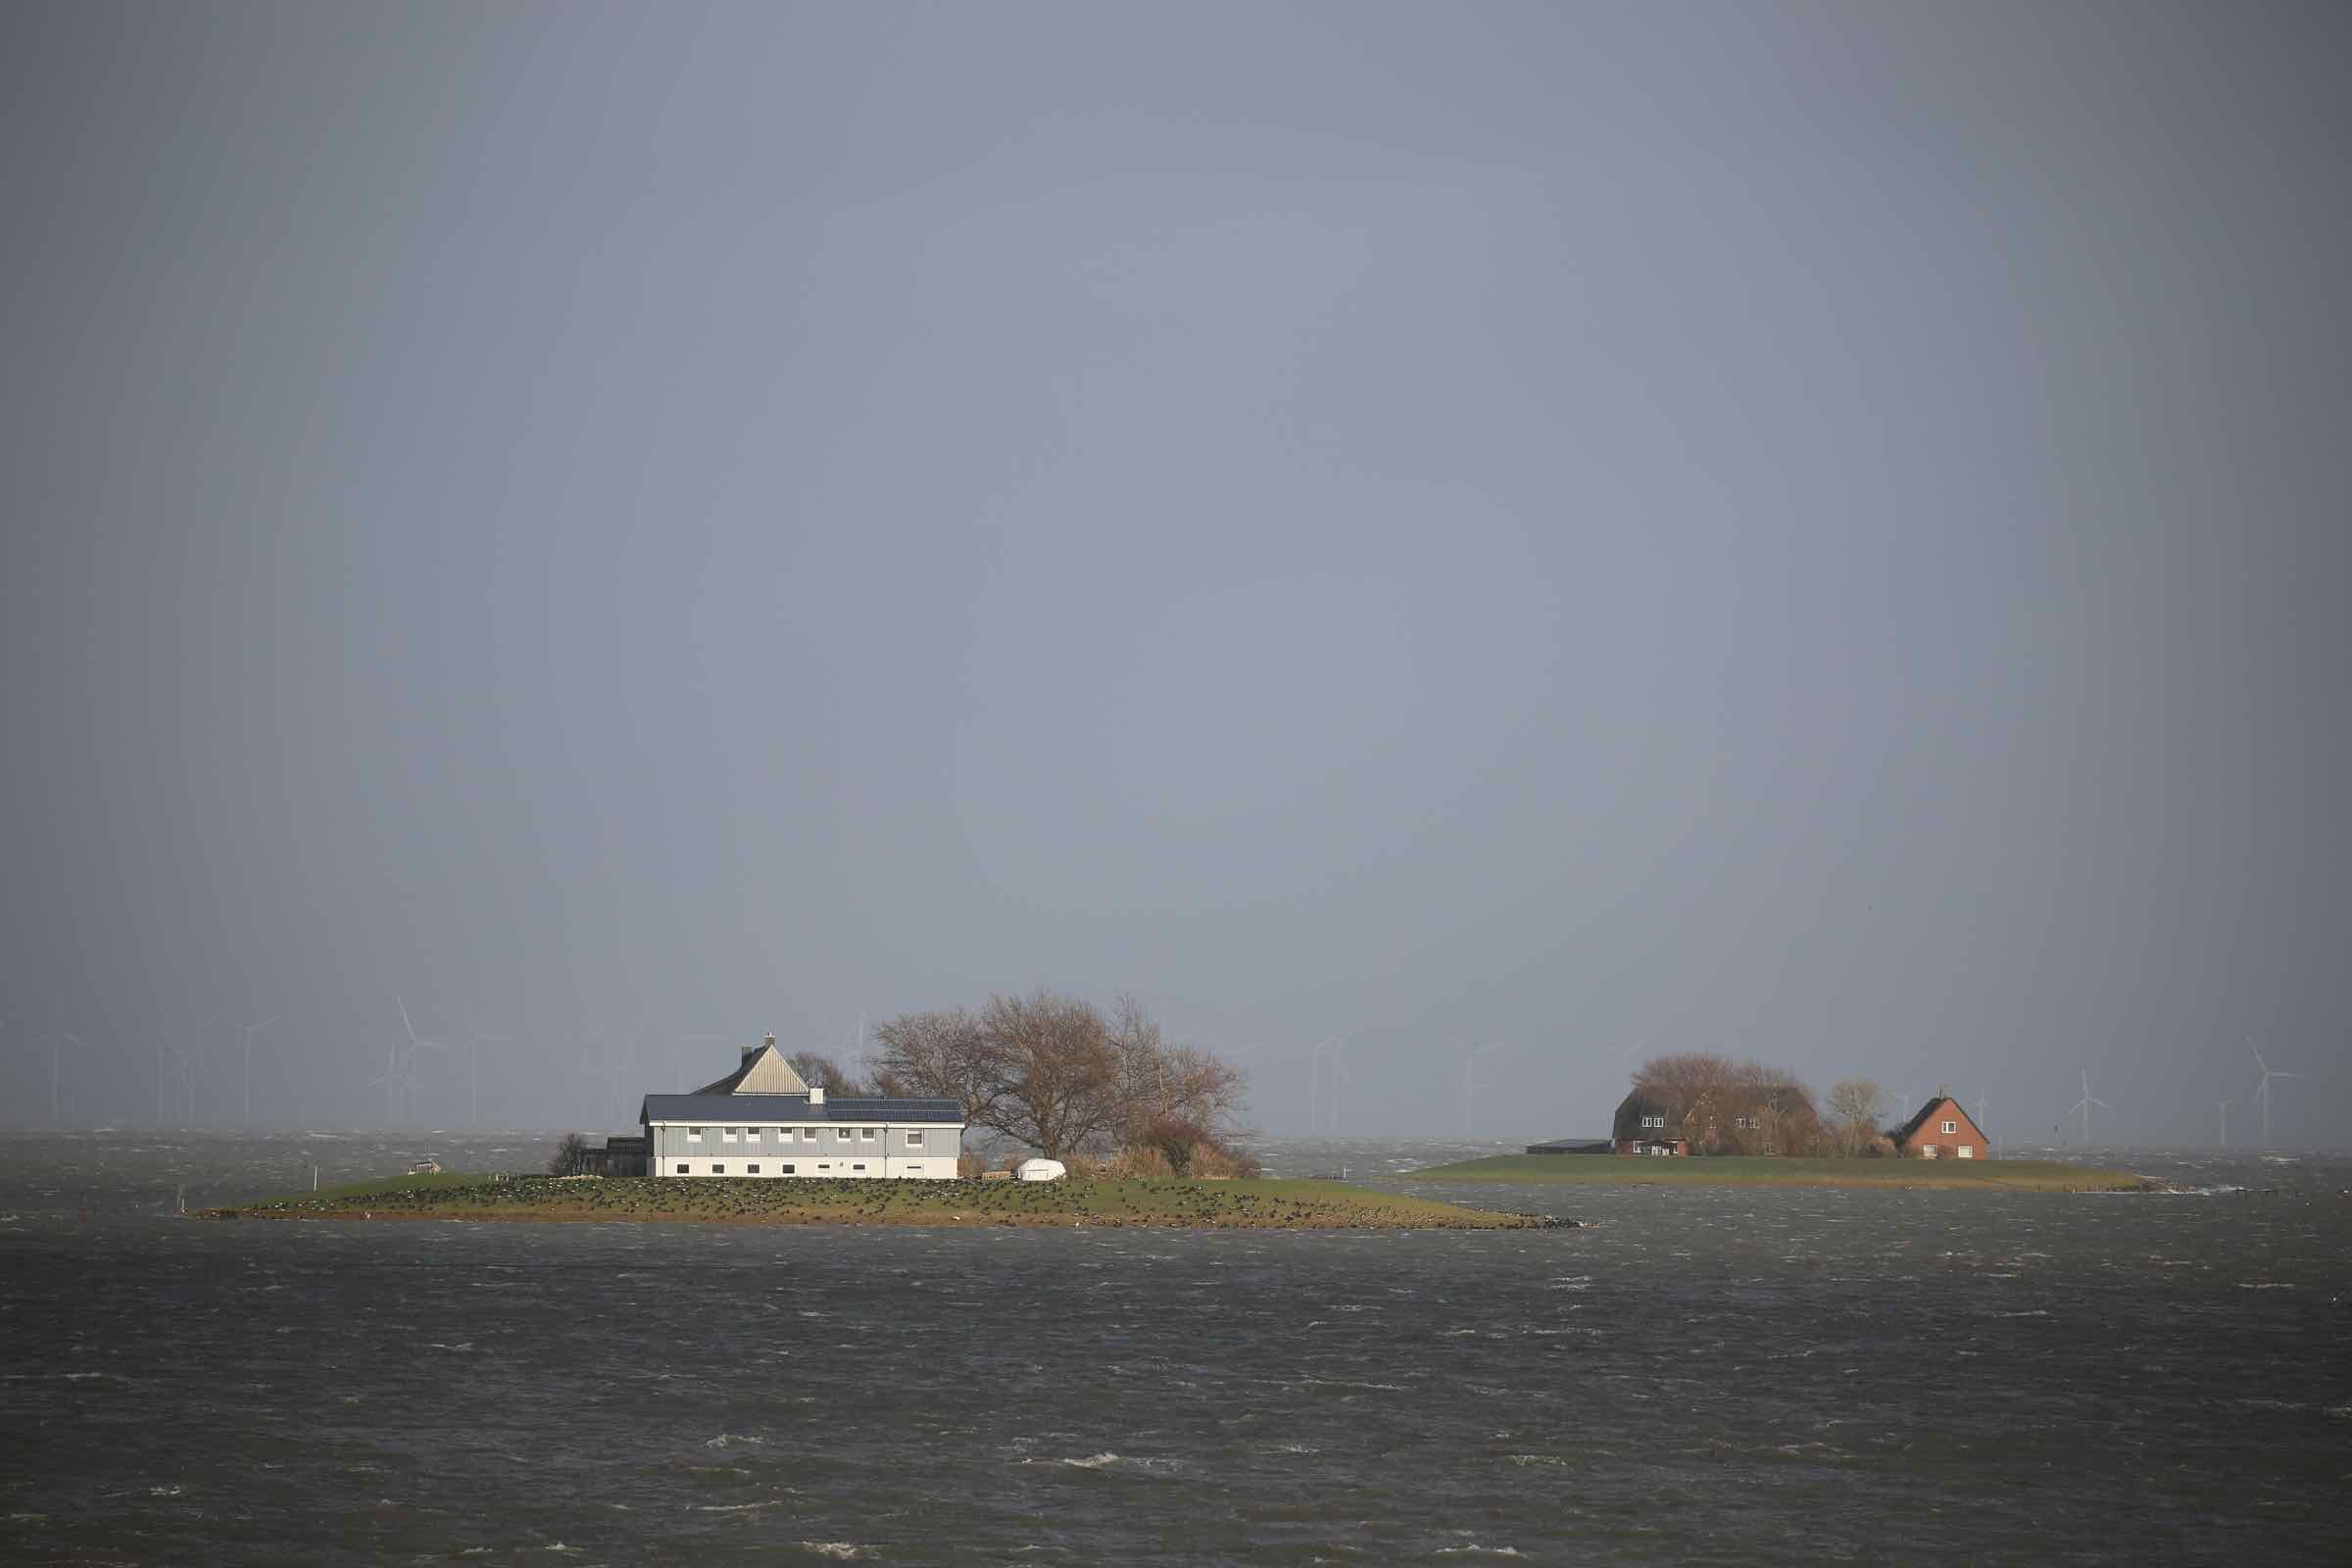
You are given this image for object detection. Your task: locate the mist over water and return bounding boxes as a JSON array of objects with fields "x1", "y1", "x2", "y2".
[{"x1": 4, "y1": 1134, "x2": 2345, "y2": 1564}]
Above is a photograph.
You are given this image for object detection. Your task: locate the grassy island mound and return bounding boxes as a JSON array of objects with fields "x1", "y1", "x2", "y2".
[
  {"x1": 1410, "y1": 1154, "x2": 2158, "y2": 1192},
  {"x1": 205, "y1": 1173, "x2": 1567, "y2": 1230}
]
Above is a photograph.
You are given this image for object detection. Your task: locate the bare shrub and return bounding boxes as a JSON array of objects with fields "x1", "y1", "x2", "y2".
[
  {"x1": 1184, "y1": 1139, "x2": 1261, "y2": 1179},
  {"x1": 547, "y1": 1132, "x2": 594, "y2": 1177},
  {"x1": 1105, "y1": 1145, "x2": 1175, "y2": 1178}
]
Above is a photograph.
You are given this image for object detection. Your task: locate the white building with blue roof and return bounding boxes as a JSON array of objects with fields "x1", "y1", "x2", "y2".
[{"x1": 639, "y1": 1035, "x2": 965, "y2": 1179}]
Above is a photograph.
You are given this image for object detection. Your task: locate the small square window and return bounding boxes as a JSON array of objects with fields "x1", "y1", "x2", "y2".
[
  {"x1": 722, "y1": 1128, "x2": 738, "y2": 1143},
  {"x1": 688, "y1": 1127, "x2": 703, "y2": 1141},
  {"x1": 711, "y1": 1163, "x2": 726, "y2": 1174},
  {"x1": 675, "y1": 1163, "x2": 689, "y2": 1175},
  {"x1": 781, "y1": 1163, "x2": 795, "y2": 1174},
  {"x1": 747, "y1": 1164, "x2": 760, "y2": 1175},
  {"x1": 1940, "y1": 1120, "x2": 1957, "y2": 1135},
  {"x1": 746, "y1": 1127, "x2": 762, "y2": 1140},
  {"x1": 836, "y1": 1127, "x2": 852, "y2": 1140},
  {"x1": 854, "y1": 1163, "x2": 866, "y2": 1171},
  {"x1": 861, "y1": 1128, "x2": 877, "y2": 1141},
  {"x1": 906, "y1": 1131, "x2": 923, "y2": 1148},
  {"x1": 801, "y1": 1128, "x2": 816, "y2": 1142}
]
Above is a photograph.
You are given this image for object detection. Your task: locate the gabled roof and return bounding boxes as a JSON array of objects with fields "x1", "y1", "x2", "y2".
[
  {"x1": 1889, "y1": 1095, "x2": 1981, "y2": 1147},
  {"x1": 1612, "y1": 1089, "x2": 1673, "y2": 1142},
  {"x1": 692, "y1": 1041, "x2": 809, "y2": 1097},
  {"x1": 640, "y1": 1094, "x2": 965, "y2": 1126}
]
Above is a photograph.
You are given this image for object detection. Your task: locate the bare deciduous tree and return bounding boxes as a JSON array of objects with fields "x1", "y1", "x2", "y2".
[
  {"x1": 548, "y1": 1131, "x2": 594, "y2": 1176},
  {"x1": 1828, "y1": 1077, "x2": 1886, "y2": 1156},
  {"x1": 1634, "y1": 1052, "x2": 1738, "y2": 1149},
  {"x1": 976, "y1": 990, "x2": 1122, "y2": 1158},
  {"x1": 1631, "y1": 1054, "x2": 1830, "y2": 1155},
  {"x1": 870, "y1": 1007, "x2": 1004, "y2": 1124},
  {"x1": 785, "y1": 1051, "x2": 867, "y2": 1097},
  {"x1": 873, "y1": 992, "x2": 1250, "y2": 1162}
]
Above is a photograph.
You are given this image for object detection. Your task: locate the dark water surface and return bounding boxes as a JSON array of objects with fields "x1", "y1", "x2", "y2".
[{"x1": 3, "y1": 1133, "x2": 2346, "y2": 1564}]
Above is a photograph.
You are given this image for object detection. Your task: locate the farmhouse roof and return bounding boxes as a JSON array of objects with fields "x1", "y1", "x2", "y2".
[
  {"x1": 640, "y1": 1093, "x2": 965, "y2": 1125},
  {"x1": 1612, "y1": 1088, "x2": 1673, "y2": 1143},
  {"x1": 692, "y1": 1039, "x2": 809, "y2": 1096},
  {"x1": 1889, "y1": 1094, "x2": 1969, "y2": 1147}
]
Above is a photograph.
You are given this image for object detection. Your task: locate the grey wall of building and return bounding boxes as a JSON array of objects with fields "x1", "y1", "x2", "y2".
[{"x1": 647, "y1": 1114, "x2": 960, "y2": 1177}]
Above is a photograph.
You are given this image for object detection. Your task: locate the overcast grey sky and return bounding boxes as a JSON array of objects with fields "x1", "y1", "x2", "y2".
[{"x1": 3, "y1": 2, "x2": 2345, "y2": 1142}]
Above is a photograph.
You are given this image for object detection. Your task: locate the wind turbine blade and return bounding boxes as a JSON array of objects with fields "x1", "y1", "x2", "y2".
[
  {"x1": 398, "y1": 998, "x2": 420, "y2": 1048},
  {"x1": 2089, "y1": 1097, "x2": 2112, "y2": 1110}
]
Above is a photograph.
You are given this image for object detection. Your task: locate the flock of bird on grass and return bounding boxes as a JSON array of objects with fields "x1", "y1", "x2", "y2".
[{"x1": 221, "y1": 1176, "x2": 1559, "y2": 1229}]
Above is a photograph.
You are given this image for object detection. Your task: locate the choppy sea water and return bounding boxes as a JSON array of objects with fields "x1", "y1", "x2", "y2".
[{"x1": 1, "y1": 1132, "x2": 2345, "y2": 1565}]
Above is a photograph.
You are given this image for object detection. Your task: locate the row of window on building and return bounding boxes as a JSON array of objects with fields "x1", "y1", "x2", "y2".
[
  {"x1": 682, "y1": 1126, "x2": 923, "y2": 1146},
  {"x1": 671, "y1": 1161, "x2": 932, "y2": 1176}
]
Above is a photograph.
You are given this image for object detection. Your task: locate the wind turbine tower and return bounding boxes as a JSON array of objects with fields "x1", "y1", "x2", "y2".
[
  {"x1": 156, "y1": 1031, "x2": 197, "y2": 1127},
  {"x1": 2067, "y1": 1069, "x2": 2110, "y2": 1146},
  {"x1": 2250, "y1": 1046, "x2": 2300, "y2": 1145},
  {"x1": 2216, "y1": 1098, "x2": 2230, "y2": 1149},
  {"x1": 390, "y1": 1000, "x2": 448, "y2": 1126}
]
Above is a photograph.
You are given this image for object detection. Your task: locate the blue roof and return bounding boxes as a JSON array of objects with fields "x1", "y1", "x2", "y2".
[{"x1": 640, "y1": 1094, "x2": 964, "y2": 1125}]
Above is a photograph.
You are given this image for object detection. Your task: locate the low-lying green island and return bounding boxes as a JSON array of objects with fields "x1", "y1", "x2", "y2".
[
  {"x1": 1410, "y1": 1154, "x2": 2159, "y2": 1192},
  {"x1": 204, "y1": 1173, "x2": 1568, "y2": 1230}
]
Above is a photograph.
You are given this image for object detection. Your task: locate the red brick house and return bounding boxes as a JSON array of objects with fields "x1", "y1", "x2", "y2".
[{"x1": 1888, "y1": 1095, "x2": 1990, "y2": 1160}]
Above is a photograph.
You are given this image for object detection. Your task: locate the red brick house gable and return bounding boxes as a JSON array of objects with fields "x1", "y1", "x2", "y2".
[{"x1": 1889, "y1": 1096, "x2": 1989, "y2": 1160}]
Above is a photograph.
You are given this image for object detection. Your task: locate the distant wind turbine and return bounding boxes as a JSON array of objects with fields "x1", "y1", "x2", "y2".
[
  {"x1": 389, "y1": 999, "x2": 447, "y2": 1126},
  {"x1": 2250, "y1": 1046, "x2": 2300, "y2": 1145},
  {"x1": 2215, "y1": 1098, "x2": 2230, "y2": 1149},
  {"x1": 1458, "y1": 1042, "x2": 1508, "y2": 1139},
  {"x1": 156, "y1": 1030, "x2": 197, "y2": 1127},
  {"x1": 2067, "y1": 1070, "x2": 2110, "y2": 1145},
  {"x1": 51, "y1": 1020, "x2": 84, "y2": 1128}
]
